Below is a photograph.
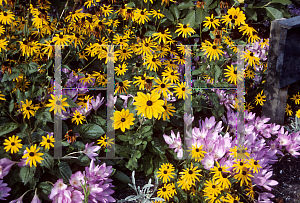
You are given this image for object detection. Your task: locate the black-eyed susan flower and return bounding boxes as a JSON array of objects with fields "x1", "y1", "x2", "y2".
[
  {"x1": 133, "y1": 73, "x2": 153, "y2": 90},
  {"x1": 151, "y1": 9, "x2": 164, "y2": 19},
  {"x1": 4, "y1": 135, "x2": 23, "y2": 154},
  {"x1": 213, "y1": 172, "x2": 231, "y2": 190},
  {"x1": 245, "y1": 184, "x2": 256, "y2": 201},
  {"x1": 175, "y1": 23, "x2": 196, "y2": 38},
  {"x1": 247, "y1": 158, "x2": 262, "y2": 174},
  {"x1": 97, "y1": 134, "x2": 114, "y2": 148},
  {"x1": 245, "y1": 102, "x2": 254, "y2": 113},
  {"x1": 234, "y1": 167, "x2": 254, "y2": 187},
  {"x1": 0, "y1": 10, "x2": 15, "y2": 25},
  {"x1": 134, "y1": 8, "x2": 150, "y2": 24},
  {"x1": 174, "y1": 82, "x2": 192, "y2": 100},
  {"x1": 297, "y1": 109, "x2": 300, "y2": 118},
  {"x1": 239, "y1": 23, "x2": 257, "y2": 37},
  {"x1": 152, "y1": 77, "x2": 173, "y2": 98},
  {"x1": 133, "y1": 92, "x2": 165, "y2": 119},
  {"x1": 157, "y1": 183, "x2": 174, "y2": 201},
  {"x1": 187, "y1": 143, "x2": 207, "y2": 162},
  {"x1": 285, "y1": 103, "x2": 293, "y2": 116},
  {"x1": 224, "y1": 64, "x2": 243, "y2": 85},
  {"x1": 248, "y1": 34, "x2": 260, "y2": 43},
  {"x1": 111, "y1": 109, "x2": 135, "y2": 132},
  {"x1": 45, "y1": 94, "x2": 69, "y2": 115},
  {"x1": 203, "y1": 14, "x2": 220, "y2": 29},
  {"x1": 152, "y1": 28, "x2": 172, "y2": 44},
  {"x1": 291, "y1": 92, "x2": 300, "y2": 105},
  {"x1": 115, "y1": 63, "x2": 128, "y2": 76},
  {"x1": 162, "y1": 68, "x2": 180, "y2": 84},
  {"x1": 158, "y1": 100, "x2": 176, "y2": 121},
  {"x1": 21, "y1": 99, "x2": 35, "y2": 119},
  {"x1": 210, "y1": 161, "x2": 230, "y2": 178},
  {"x1": 232, "y1": 159, "x2": 251, "y2": 174},
  {"x1": 179, "y1": 162, "x2": 202, "y2": 185},
  {"x1": 40, "y1": 134, "x2": 55, "y2": 150},
  {"x1": 224, "y1": 193, "x2": 241, "y2": 203},
  {"x1": 203, "y1": 179, "x2": 221, "y2": 197},
  {"x1": 118, "y1": 46, "x2": 132, "y2": 61},
  {"x1": 79, "y1": 73, "x2": 95, "y2": 85},
  {"x1": 157, "y1": 163, "x2": 175, "y2": 183},
  {"x1": 202, "y1": 40, "x2": 224, "y2": 61},
  {"x1": 143, "y1": 54, "x2": 162, "y2": 72},
  {"x1": 113, "y1": 34, "x2": 129, "y2": 46},
  {"x1": 70, "y1": 33, "x2": 84, "y2": 48},
  {"x1": 245, "y1": 68, "x2": 255, "y2": 79},
  {"x1": 242, "y1": 50, "x2": 260, "y2": 68},
  {"x1": 115, "y1": 80, "x2": 131, "y2": 94},
  {"x1": 254, "y1": 90, "x2": 266, "y2": 106},
  {"x1": 71, "y1": 110, "x2": 86, "y2": 125},
  {"x1": 22, "y1": 144, "x2": 44, "y2": 167},
  {"x1": 77, "y1": 95, "x2": 93, "y2": 110},
  {"x1": 101, "y1": 4, "x2": 113, "y2": 17},
  {"x1": 52, "y1": 33, "x2": 70, "y2": 46}
]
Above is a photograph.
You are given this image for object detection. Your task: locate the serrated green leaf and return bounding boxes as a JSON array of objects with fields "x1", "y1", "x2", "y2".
[
  {"x1": 183, "y1": 10, "x2": 196, "y2": 27},
  {"x1": 178, "y1": 2, "x2": 194, "y2": 10},
  {"x1": 170, "y1": 4, "x2": 180, "y2": 19},
  {"x1": 65, "y1": 95, "x2": 78, "y2": 108},
  {"x1": 40, "y1": 152, "x2": 54, "y2": 170},
  {"x1": 57, "y1": 162, "x2": 72, "y2": 182},
  {"x1": 92, "y1": 116, "x2": 106, "y2": 127},
  {"x1": 38, "y1": 182, "x2": 52, "y2": 202},
  {"x1": 19, "y1": 166, "x2": 36, "y2": 185},
  {"x1": 1, "y1": 68, "x2": 20, "y2": 82},
  {"x1": 117, "y1": 134, "x2": 129, "y2": 141},
  {"x1": 242, "y1": 8, "x2": 257, "y2": 21},
  {"x1": 0, "y1": 122, "x2": 18, "y2": 137},
  {"x1": 79, "y1": 124, "x2": 105, "y2": 139},
  {"x1": 203, "y1": 0, "x2": 213, "y2": 6},
  {"x1": 78, "y1": 154, "x2": 90, "y2": 166},
  {"x1": 163, "y1": 9, "x2": 174, "y2": 21},
  {"x1": 271, "y1": 0, "x2": 291, "y2": 5},
  {"x1": 265, "y1": 7, "x2": 283, "y2": 21}
]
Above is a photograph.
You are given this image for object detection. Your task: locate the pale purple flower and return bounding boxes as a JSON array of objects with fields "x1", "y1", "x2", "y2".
[
  {"x1": 9, "y1": 195, "x2": 24, "y2": 203},
  {"x1": 31, "y1": 189, "x2": 41, "y2": 203},
  {"x1": 119, "y1": 94, "x2": 134, "y2": 108},
  {"x1": 0, "y1": 158, "x2": 16, "y2": 179},
  {"x1": 91, "y1": 93, "x2": 105, "y2": 112},
  {"x1": 286, "y1": 144, "x2": 300, "y2": 157},
  {"x1": 200, "y1": 116, "x2": 216, "y2": 130},
  {"x1": 107, "y1": 94, "x2": 117, "y2": 108},
  {"x1": 163, "y1": 130, "x2": 183, "y2": 159},
  {"x1": 70, "y1": 171, "x2": 85, "y2": 188},
  {"x1": 0, "y1": 180, "x2": 10, "y2": 200},
  {"x1": 276, "y1": 128, "x2": 292, "y2": 147},
  {"x1": 82, "y1": 142, "x2": 101, "y2": 161},
  {"x1": 68, "y1": 187, "x2": 84, "y2": 203},
  {"x1": 183, "y1": 113, "x2": 194, "y2": 126},
  {"x1": 202, "y1": 153, "x2": 214, "y2": 170},
  {"x1": 49, "y1": 179, "x2": 72, "y2": 203},
  {"x1": 252, "y1": 169, "x2": 278, "y2": 191}
]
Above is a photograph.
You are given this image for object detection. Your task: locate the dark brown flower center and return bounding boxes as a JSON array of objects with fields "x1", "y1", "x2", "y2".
[
  {"x1": 26, "y1": 107, "x2": 30, "y2": 110},
  {"x1": 163, "y1": 170, "x2": 167, "y2": 174},
  {"x1": 47, "y1": 139, "x2": 51, "y2": 143},
  {"x1": 188, "y1": 170, "x2": 193, "y2": 174},
  {"x1": 254, "y1": 161, "x2": 257, "y2": 165},
  {"x1": 59, "y1": 34, "x2": 63, "y2": 39},
  {"x1": 161, "y1": 84, "x2": 165, "y2": 88},
  {"x1": 182, "y1": 88, "x2": 185, "y2": 91},
  {"x1": 183, "y1": 25, "x2": 187, "y2": 29},
  {"x1": 250, "y1": 52, "x2": 254, "y2": 57},
  {"x1": 212, "y1": 45, "x2": 217, "y2": 49},
  {"x1": 212, "y1": 185, "x2": 216, "y2": 188},
  {"x1": 147, "y1": 101, "x2": 152, "y2": 106},
  {"x1": 121, "y1": 118, "x2": 125, "y2": 122},
  {"x1": 218, "y1": 167, "x2": 222, "y2": 171},
  {"x1": 56, "y1": 101, "x2": 61, "y2": 105},
  {"x1": 242, "y1": 171, "x2": 246, "y2": 175},
  {"x1": 119, "y1": 82, "x2": 123, "y2": 87},
  {"x1": 122, "y1": 49, "x2": 126, "y2": 53},
  {"x1": 75, "y1": 33, "x2": 80, "y2": 38},
  {"x1": 240, "y1": 162, "x2": 243, "y2": 166},
  {"x1": 163, "y1": 105, "x2": 167, "y2": 110},
  {"x1": 11, "y1": 142, "x2": 15, "y2": 146},
  {"x1": 3, "y1": 12, "x2": 7, "y2": 16},
  {"x1": 29, "y1": 152, "x2": 35, "y2": 156},
  {"x1": 231, "y1": 19, "x2": 235, "y2": 24}
]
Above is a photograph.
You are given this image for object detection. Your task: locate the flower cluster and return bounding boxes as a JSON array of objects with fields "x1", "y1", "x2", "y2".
[{"x1": 49, "y1": 160, "x2": 115, "y2": 203}]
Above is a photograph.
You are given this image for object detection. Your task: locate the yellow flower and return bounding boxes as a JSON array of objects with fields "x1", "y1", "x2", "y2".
[
  {"x1": 203, "y1": 14, "x2": 220, "y2": 29},
  {"x1": 187, "y1": 143, "x2": 207, "y2": 162},
  {"x1": 0, "y1": 90, "x2": 5, "y2": 100},
  {"x1": 224, "y1": 65, "x2": 243, "y2": 85},
  {"x1": 157, "y1": 100, "x2": 176, "y2": 121},
  {"x1": 0, "y1": 10, "x2": 15, "y2": 25},
  {"x1": 174, "y1": 82, "x2": 192, "y2": 100},
  {"x1": 152, "y1": 77, "x2": 173, "y2": 98},
  {"x1": 45, "y1": 94, "x2": 70, "y2": 115},
  {"x1": 4, "y1": 135, "x2": 23, "y2": 154},
  {"x1": 134, "y1": 8, "x2": 150, "y2": 24},
  {"x1": 97, "y1": 134, "x2": 114, "y2": 148},
  {"x1": 254, "y1": 90, "x2": 266, "y2": 106},
  {"x1": 22, "y1": 144, "x2": 44, "y2": 167},
  {"x1": 175, "y1": 23, "x2": 196, "y2": 38},
  {"x1": 21, "y1": 99, "x2": 35, "y2": 119},
  {"x1": 157, "y1": 163, "x2": 175, "y2": 183},
  {"x1": 133, "y1": 92, "x2": 165, "y2": 119},
  {"x1": 111, "y1": 109, "x2": 135, "y2": 132},
  {"x1": 291, "y1": 92, "x2": 300, "y2": 105},
  {"x1": 285, "y1": 103, "x2": 293, "y2": 116},
  {"x1": 202, "y1": 40, "x2": 224, "y2": 61},
  {"x1": 71, "y1": 110, "x2": 86, "y2": 125},
  {"x1": 242, "y1": 50, "x2": 260, "y2": 68},
  {"x1": 114, "y1": 63, "x2": 128, "y2": 76},
  {"x1": 234, "y1": 167, "x2": 254, "y2": 187},
  {"x1": 40, "y1": 134, "x2": 55, "y2": 150},
  {"x1": 296, "y1": 109, "x2": 300, "y2": 118}
]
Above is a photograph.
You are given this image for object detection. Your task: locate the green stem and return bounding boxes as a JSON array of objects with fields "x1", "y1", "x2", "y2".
[
  {"x1": 62, "y1": 47, "x2": 72, "y2": 64},
  {"x1": 78, "y1": 56, "x2": 97, "y2": 73}
]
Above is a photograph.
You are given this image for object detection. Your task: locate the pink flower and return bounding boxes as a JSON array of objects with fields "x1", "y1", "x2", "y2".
[
  {"x1": 82, "y1": 142, "x2": 101, "y2": 161},
  {"x1": 200, "y1": 116, "x2": 216, "y2": 130},
  {"x1": 119, "y1": 94, "x2": 134, "y2": 108},
  {"x1": 69, "y1": 171, "x2": 85, "y2": 188},
  {"x1": 286, "y1": 144, "x2": 300, "y2": 157},
  {"x1": 202, "y1": 154, "x2": 214, "y2": 170},
  {"x1": 31, "y1": 189, "x2": 41, "y2": 203},
  {"x1": 183, "y1": 113, "x2": 194, "y2": 126},
  {"x1": 0, "y1": 158, "x2": 16, "y2": 179},
  {"x1": 163, "y1": 130, "x2": 183, "y2": 159},
  {"x1": 252, "y1": 169, "x2": 278, "y2": 191}
]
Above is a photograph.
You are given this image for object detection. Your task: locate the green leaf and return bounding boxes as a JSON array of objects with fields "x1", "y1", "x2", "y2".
[
  {"x1": 271, "y1": 0, "x2": 291, "y2": 5},
  {"x1": 37, "y1": 111, "x2": 53, "y2": 123},
  {"x1": 243, "y1": 8, "x2": 257, "y2": 21},
  {"x1": 28, "y1": 62, "x2": 39, "y2": 74},
  {"x1": 183, "y1": 10, "x2": 196, "y2": 27},
  {"x1": 57, "y1": 162, "x2": 72, "y2": 182},
  {"x1": 40, "y1": 152, "x2": 54, "y2": 171},
  {"x1": 170, "y1": 4, "x2": 180, "y2": 19},
  {"x1": 178, "y1": 2, "x2": 194, "y2": 10},
  {"x1": 192, "y1": 69, "x2": 202, "y2": 75},
  {"x1": 19, "y1": 166, "x2": 36, "y2": 185},
  {"x1": 78, "y1": 154, "x2": 90, "y2": 166},
  {"x1": 143, "y1": 156, "x2": 153, "y2": 176},
  {"x1": 92, "y1": 116, "x2": 106, "y2": 127},
  {"x1": 163, "y1": 9, "x2": 174, "y2": 21},
  {"x1": 1, "y1": 68, "x2": 20, "y2": 82},
  {"x1": 113, "y1": 171, "x2": 131, "y2": 183},
  {"x1": 208, "y1": 0, "x2": 217, "y2": 9},
  {"x1": 0, "y1": 122, "x2": 18, "y2": 137},
  {"x1": 73, "y1": 141, "x2": 85, "y2": 150},
  {"x1": 65, "y1": 95, "x2": 78, "y2": 108},
  {"x1": 134, "y1": 138, "x2": 142, "y2": 146},
  {"x1": 8, "y1": 99, "x2": 14, "y2": 113},
  {"x1": 133, "y1": 150, "x2": 141, "y2": 159},
  {"x1": 79, "y1": 124, "x2": 105, "y2": 139},
  {"x1": 214, "y1": 65, "x2": 222, "y2": 83},
  {"x1": 265, "y1": 7, "x2": 283, "y2": 21},
  {"x1": 117, "y1": 134, "x2": 129, "y2": 141},
  {"x1": 203, "y1": 0, "x2": 213, "y2": 6},
  {"x1": 38, "y1": 182, "x2": 52, "y2": 202}
]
